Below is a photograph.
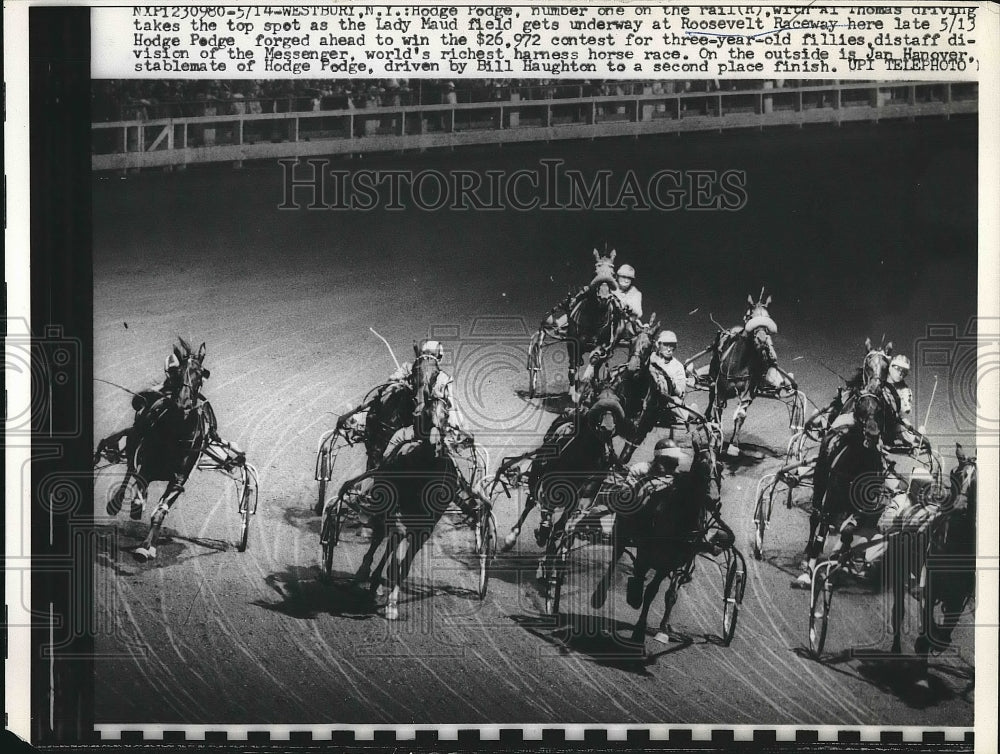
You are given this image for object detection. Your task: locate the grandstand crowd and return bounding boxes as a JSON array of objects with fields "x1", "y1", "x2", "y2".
[{"x1": 93, "y1": 78, "x2": 807, "y2": 122}]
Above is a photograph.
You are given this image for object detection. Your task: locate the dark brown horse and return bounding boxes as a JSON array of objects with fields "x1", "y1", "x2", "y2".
[
  {"x1": 593, "y1": 423, "x2": 732, "y2": 646},
  {"x1": 883, "y1": 444, "x2": 976, "y2": 686},
  {"x1": 799, "y1": 384, "x2": 892, "y2": 584},
  {"x1": 334, "y1": 342, "x2": 464, "y2": 619},
  {"x1": 803, "y1": 337, "x2": 894, "y2": 441},
  {"x1": 528, "y1": 249, "x2": 632, "y2": 401},
  {"x1": 686, "y1": 291, "x2": 801, "y2": 456},
  {"x1": 98, "y1": 339, "x2": 213, "y2": 561}
]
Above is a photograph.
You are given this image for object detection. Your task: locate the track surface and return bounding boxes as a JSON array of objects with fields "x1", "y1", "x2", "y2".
[{"x1": 94, "y1": 120, "x2": 977, "y2": 725}]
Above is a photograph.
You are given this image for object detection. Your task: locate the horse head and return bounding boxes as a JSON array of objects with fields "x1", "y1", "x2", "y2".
[
  {"x1": 853, "y1": 381, "x2": 889, "y2": 449},
  {"x1": 861, "y1": 336, "x2": 893, "y2": 385},
  {"x1": 584, "y1": 388, "x2": 626, "y2": 442},
  {"x1": 742, "y1": 291, "x2": 779, "y2": 376},
  {"x1": 949, "y1": 442, "x2": 977, "y2": 515},
  {"x1": 589, "y1": 248, "x2": 618, "y2": 300},
  {"x1": 410, "y1": 341, "x2": 447, "y2": 455},
  {"x1": 170, "y1": 338, "x2": 209, "y2": 418},
  {"x1": 625, "y1": 313, "x2": 657, "y2": 372}
]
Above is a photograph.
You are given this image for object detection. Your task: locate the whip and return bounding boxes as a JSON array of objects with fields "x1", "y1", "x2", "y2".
[
  {"x1": 921, "y1": 375, "x2": 938, "y2": 435},
  {"x1": 369, "y1": 328, "x2": 400, "y2": 371},
  {"x1": 94, "y1": 377, "x2": 142, "y2": 399}
]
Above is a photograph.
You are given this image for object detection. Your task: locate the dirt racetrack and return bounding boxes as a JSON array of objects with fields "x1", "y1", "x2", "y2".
[{"x1": 93, "y1": 118, "x2": 978, "y2": 726}]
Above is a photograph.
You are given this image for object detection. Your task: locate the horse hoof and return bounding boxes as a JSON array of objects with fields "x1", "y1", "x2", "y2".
[
  {"x1": 791, "y1": 573, "x2": 812, "y2": 589},
  {"x1": 626, "y1": 576, "x2": 644, "y2": 609},
  {"x1": 106, "y1": 491, "x2": 125, "y2": 516},
  {"x1": 725, "y1": 444, "x2": 740, "y2": 458},
  {"x1": 591, "y1": 588, "x2": 607, "y2": 611},
  {"x1": 129, "y1": 503, "x2": 144, "y2": 521},
  {"x1": 501, "y1": 529, "x2": 519, "y2": 552},
  {"x1": 133, "y1": 546, "x2": 156, "y2": 562},
  {"x1": 385, "y1": 603, "x2": 400, "y2": 621}
]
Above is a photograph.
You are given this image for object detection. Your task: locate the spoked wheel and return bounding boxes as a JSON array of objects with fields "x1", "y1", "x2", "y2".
[
  {"x1": 238, "y1": 484, "x2": 252, "y2": 553},
  {"x1": 546, "y1": 568, "x2": 562, "y2": 616},
  {"x1": 545, "y1": 522, "x2": 574, "y2": 616},
  {"x1": 752, "y1": 474, "x2": 777, "y2": 560},
  {"x1": 722, "y1": 552, "x2": 745, "y2": 646},
  {"x1": 314, "y1": 450, "x2": 330, "y2": 516},
  {"x1": 476, "y1": 509, "x2": 498, "y2": 600},
  {"x1": 527, "y1": 329, "x2": 547, "y2": 399},
  {"x1": 809, "y1": 565, "x2": 834, "y2": 657},
  {"x1": 320, "y1": 498, "x2": 343, "y2": 576}
]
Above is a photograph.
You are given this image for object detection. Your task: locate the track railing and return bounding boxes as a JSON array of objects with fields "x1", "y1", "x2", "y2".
[{"x1": 93, "y1": 81, "x2": 977, "y2": 171}]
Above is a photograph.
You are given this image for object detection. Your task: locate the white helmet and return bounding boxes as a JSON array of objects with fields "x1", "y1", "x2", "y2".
[
  {"x1": 616, "y1": 264, "x2": 636, "y2": 280},
  {"x1": 656, "y1": 330, "x2": 678, "y2": 346},
  {"x1": 889, "y1": 354, "x2": 910, "y2": 373},
  {"x1": 421, "y1": 340, "x2": 444, "y2": 360}
]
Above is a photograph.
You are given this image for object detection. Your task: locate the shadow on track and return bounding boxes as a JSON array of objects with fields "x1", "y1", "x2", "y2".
[
  {"x1": 255, "y1": 566, "x2": 484, "y2": 622},
  {"x1": 794, "y1": 645, "x2": 974, "y2": 709},
  {"x1": 94, "y1": 521, "x2": 230, "y2": 569},
  {"x1": 508, "y1": 612, "x2": 715, "y2": 676},
  {"x1": 514, "y1": 388, "x2": 575, "y2": 416}
]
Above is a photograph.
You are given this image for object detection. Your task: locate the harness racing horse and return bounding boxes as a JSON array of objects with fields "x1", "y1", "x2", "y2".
[
  {"x1": 801, "y1": 386, "x2": 892, "y2": 581},
  {"x1": 98, "y1": 340, "x2": 221, "y2": 562},
  {"x1": 596, "y1": 423, "x2": 731, "y2": 647},
  {"x1": 527, "y1": 249, "x2": 632, "y2": 401},
  {"x1": 494, "y1": 389, "x2": 626, "y2": 553},
  {"x1": 803, "y1": 337, "x2": 893, "y2": 441},
  {"x1": 685, "y1": 291, "x2": 803, "y2": 457},
  {"x1": 334, "y1": 344, "x2": 449, "y2": 595},
  {"x1": 883, "y1": 444, "x2": 976, "y2": 686}
]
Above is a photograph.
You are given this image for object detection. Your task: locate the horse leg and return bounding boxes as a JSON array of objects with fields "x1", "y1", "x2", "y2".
[
  {"x1": 370, "y1": 515, "x2": 400, "y2": 599},
  {"x1": 129, "y1": 476, "x2": 149, "y2": 521},
  {"x1": 630, "y1": 570, "x2": 667, "y2": 646},
  {"x1": 726, "y1": 395, "x2": 751, "y2": 457},
  {"x1": 106, "y1": 470, "x2": 134, "y2": 516},
  {"x1": 591, "y1": 522, "x2": 627, "y2": 609},
  {"x1": 386, "y1": 525, "x2": 429, "y2": 621},
  {"x1": 657, "y1": 576, "x2": 681, "y2": 639},
  {"x1": 502, "y1": 493, "x2": 537, "y2": 552},
  {"x1": 134, "y1": 481, "x2": 184, "y2": 561},
  {"x1": 796, "y1": 507, "x2": 827, "y2": 587},
  {"x1": 887, "y1": 539, "x2": 905, "y2": 654},
  {"x1": 354, "y1": 515, "x2": 386, "y2": 587}
]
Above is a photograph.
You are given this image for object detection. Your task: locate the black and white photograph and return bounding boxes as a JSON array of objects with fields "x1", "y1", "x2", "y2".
[
  {"x1": 87, "y1": 76, "x2": 980, "y2": 728},
  {"x1": 5, "y1": 1, "x2": 999, "y2": 748}
]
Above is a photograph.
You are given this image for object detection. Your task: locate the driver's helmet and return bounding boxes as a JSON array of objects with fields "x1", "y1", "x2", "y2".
[
  {"x1": 656, "y1": 330, "x2": 678, "y2": 348},
  {"x1": 616, "y1": 264, "x2": 636, "y2": 281},
  {"x1": 421, "y1": 340, "x2": 444, "y2": 360},
  {"x1": 889, "y1": 354, "x2": 910, "y2": 377},
  {"x1": 653, "y1": 438, "x2": 687, "y2": 469}
]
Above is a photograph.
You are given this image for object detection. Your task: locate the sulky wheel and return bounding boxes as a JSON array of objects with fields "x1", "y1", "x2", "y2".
[
  {"x1": 751, "y1": 473, "x2": 779, "y2": 560},
  {"x1": 808, "y1": 566, "x2": 834, "y2": 658},
  {"x1": 320, "y1": 503, "x2": 341, "y2": 577},
  {"x1": 238, "y1": 483, "x2": 253, "y2": 553},
  {"x1": 476, "y1": 508, "x2": 498, "y2": 600},
  {"x1": 722, "y1": 553, "x2": 745, "y2": 646},
  {"x1": 314, "y1": 450, "x2": 330, "y2": 516}
]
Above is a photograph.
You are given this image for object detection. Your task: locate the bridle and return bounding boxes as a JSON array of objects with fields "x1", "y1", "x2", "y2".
[{"x1": 861, "y1": 348, "x2": 890, "y2": 384}]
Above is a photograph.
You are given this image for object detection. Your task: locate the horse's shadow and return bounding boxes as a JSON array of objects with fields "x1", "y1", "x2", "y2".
[
  {"x1": 508, "y1": 611, "x2": 709, "y2": 676},
  {"x1": 795, "y1": 645, "x2": 973, "y2": 710},
  {"x1": 721, "y1": 440, "x2": 783, "y2": 470},
  {"x1": 253, "y1": 565, "x2": 385, "y2": 621},
  {"x1": 94, "y1": 521, "x2": 230, "y2": 569},
  {"x1": 255, "y1": 564, "x2": 484, "y2": 622},
  {"x1": 514, "y1": 388, "x2": 574, "y2": 416}
]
